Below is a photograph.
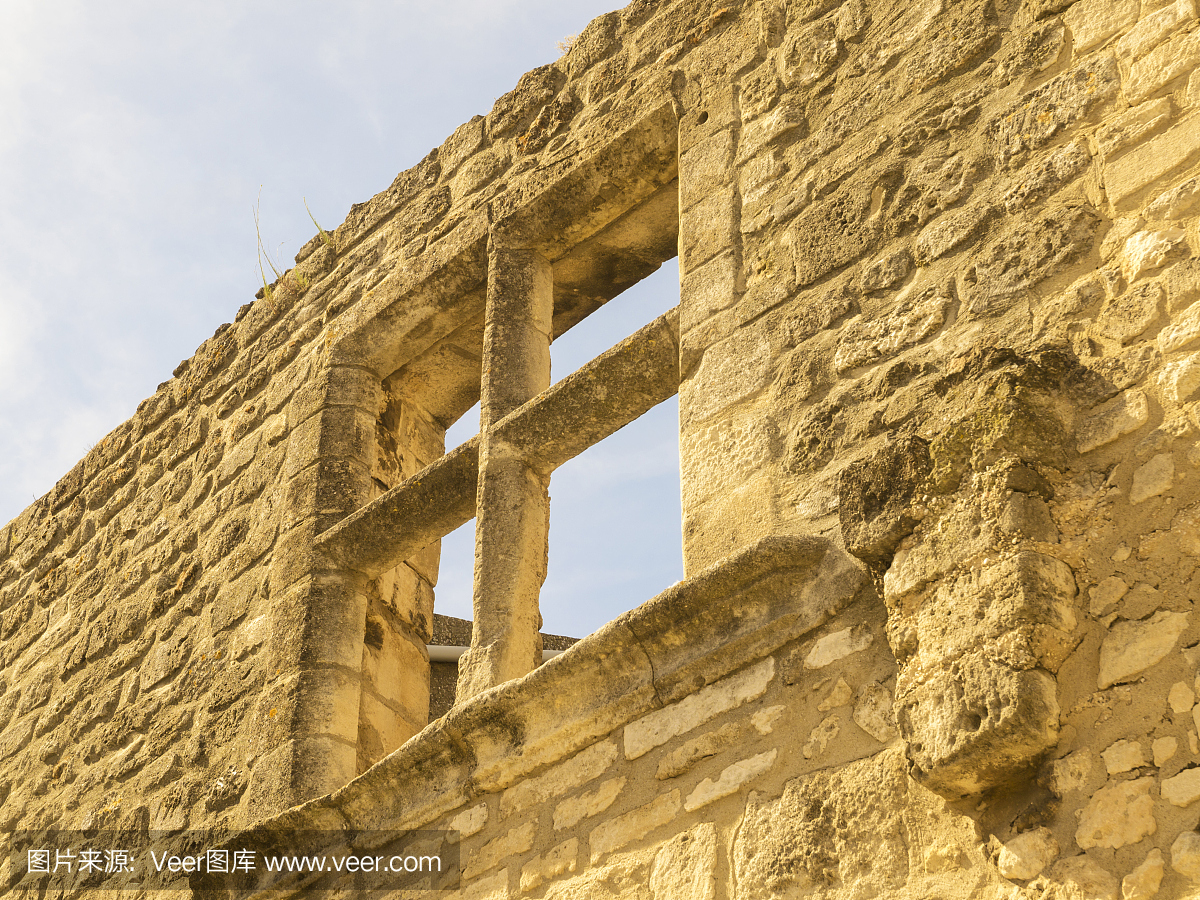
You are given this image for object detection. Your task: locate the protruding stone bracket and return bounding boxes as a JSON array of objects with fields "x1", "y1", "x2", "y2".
[{"x1": 313, "y1": 309, "x2": 680, "y2": 579}]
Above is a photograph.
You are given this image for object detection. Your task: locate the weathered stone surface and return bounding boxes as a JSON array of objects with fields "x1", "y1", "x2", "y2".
[
  {"x1": 1102, "y1": 739, "x2": 1147, "y2": 774},
  {"x1": 989, "y1": 56, "x2": 1120, "y2": 169},
  {"x1": 1078, "y1": 390, "x2": 1150, "y2": 453},
  {"x1": 1126, "y1": 27, "x2": 1200, "y2": 103},
  {"x1": 998, "y1": 827, "x2": 1059, "y2": 881},
  {"x1": 521, "y1": 838, "x2": 579, "y2": 893},
  {"x1": 804, "y1": 626, "x2": 873, "y2": 669},
  {"x1": 897, "y1": 657, "x2": 1060, "y2": 798},
  {"x1": 623, "y1": 658, "x2": 774, "y2": 759},
  {"x1": 967, "y1": 205, "x2": 1100, "y2": 316},
  {"x1": 1121, "y1": 849, "x2": 1165, "y2": 900},
  {"x1": 1171, "y1": 831, "x2": 1200, "y2": 879},
  {"x1": 1077, "y1": 777, "x2": 1157, "y2": 850},
  {"x1": 1159, "y1": 299, "x2": 1200, "y2": 354},
  {"x1": 1105, "y1": 114, "x2": 1200, "y2": 212},
  {"x1": 464, "y1": 820, "x2": 536, "y2": 879},
  {"x1": 1163, "y1": 767, "x2": 1200, "y2": 807},
  {"x1": 1098, "y1": 610, "x2": 1189, "y2": 688},
  {"x1": 732, "y1": 749, "x2": 997, "y2": 899},
  {"x1": 1158, "y1": 351, "x2": 1200, "y2": 402},
  {"x1": 853, "y1": 681, "x2": 897, "y2": 743},
  {"x1": 588, "y1": 791, "x2": 680, "y2": 863},
  {"x1": 500, "y1": 740, "x2": 617, "y2": 817},
  {"x1": 1063, "y1": 0, "x2": 1138, "y2": 53},
  {"x1": 834, "y1": 280, "x2": 953, "y2": 372},
  {"x1": 553, "y1": 777, "x2": 625, "y2": 831},
  {"x1": 1044, "y1": 856, "x2": 1119, "y2": 900},
  {"x1": 650, "y1": 823, "x2": 716, "y2": 900},
  {"x1": 684, "y1": 749, "x2": 776, "y2": 811},
  {"x1": 1130, "y1": 453, "x2": 1175, "y2": 503}
]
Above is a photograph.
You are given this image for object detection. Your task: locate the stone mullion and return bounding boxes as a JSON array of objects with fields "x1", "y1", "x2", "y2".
[{"x1": 456, "y1": 243, "x2": 554, "y2": 703}]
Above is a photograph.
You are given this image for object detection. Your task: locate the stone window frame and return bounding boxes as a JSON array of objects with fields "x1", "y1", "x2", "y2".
[{"x1": 286, "y1": 104, "x2": 683, "y2": 786}]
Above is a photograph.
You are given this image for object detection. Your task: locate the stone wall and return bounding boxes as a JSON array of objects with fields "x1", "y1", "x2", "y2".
[{"x1": 3, "y1": 0, "x2": 1200, "y2": 895}]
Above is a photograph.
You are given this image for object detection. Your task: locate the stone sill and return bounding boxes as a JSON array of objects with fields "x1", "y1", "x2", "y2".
[{"x1": 200, "y1": 535, "x2": 865, "y2": 888}]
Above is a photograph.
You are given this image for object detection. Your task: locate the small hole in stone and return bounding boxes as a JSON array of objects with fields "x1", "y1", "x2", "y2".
[
  {"x1": 697, "y1": 111, "x2": 709, "y2": 124},
  {"x1": 966, "y1": 713, "x2": 983, "y2": 731}
]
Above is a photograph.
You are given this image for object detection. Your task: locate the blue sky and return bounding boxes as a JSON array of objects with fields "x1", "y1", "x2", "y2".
[{"x1": 0, "y1": 0, "x2": 683, "y2": 637}]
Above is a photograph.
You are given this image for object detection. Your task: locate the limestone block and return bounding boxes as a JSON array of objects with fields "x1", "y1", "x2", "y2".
[
  {"x1": 1146, "y1": 176, "x2": 1200, "y2": 221},
  {"x1": 732, "y1": 748, "x2": 994, "y2": 898},
  {"x1": 1162, "y1": 766, "x2": 1200, "y2": 806},
  {"x1": 818, "y1": 676, "x2": 854, "y2": 711},
  {"x1": 552, "y1": 777, "x2": 625, "y2": 831},
  {"x1": 914, "y1": 202, "x2": 996, "y2": 265},
  {"x1": 1063, "y1": 0, "x2": 1138, "y2": 53},
  {"x1": 778, "y1": 18, "x2": 839, "y2": 87},
  {"x1": 680, "y1": 128, "x2": 735, "y2": 212},
  {"x1": 1094, "y1": 98, "x2": 1173, "y2": 162},
  {"x1": 1130, "y1": 453, "x2": 1175, "y2": 503},
  {"x1": 803, "y1": 715, "x2": 840, "y2": 760},
  {"x1": 588, "y1": 791, "x2": 680, "y2": 863},
  {"x1": 1097, "y1": 279, "x2": 1166, "y2": 345},
  {"x1": 500, "y1": 740, "x2": 617, "y2": 818},
  {"x1": 541, "y1": 852, "x2": 652, "y2": 900},
  {"x1": 1105, "y1": 115, "x2": 1200, "y2": 212},
  {"x1": 1173, "y1": 830, "x2": 1200, "y2": 878},
  {"x1": 1049, "y1": 749, "x2": 1095, "y2": 795},
  {"x1": 680, "y1": 189, "x2": 737, "y2": 272},
  {"x1": 904, "y1": 551, "x2": 1079, "y2": 675},
  {"x1": 752, "y1": 706, "x2": 785, "y2": 735},
  {"x1": 896, "y1": 658, "x2": 1059, "y2": 798},
  {"x1": 1076, "y1": 777, "x2": 1157, "y2": 849},
  {"x1": 737, "y1": 100, "x2": 805, "y2": 163},
  {"x1": 1102, "y1": 739, "x2": 1147, "y2": 774},
  {"x1": 623, "y1": 658, "x2": 774, "y2": 759},
  {"x1": 1117, "y1": 0, "x2": 1197, "y2": 62},
  {"x1": 656, "y1": 723, "x2": 741, "y2": 780},
  {"x1": 1159, "y1": 352, "x2": 1200, "y2": 403},
  {"x1": 679, "y1": 250, "x2": 739, "y2": 334},
  {"x1": 1045, "y1": 856, "x2": 1119, "y2": 899},
  {"x1": 1122, "y1": 849, "x2": 1165, "y2": 900},
  {"x1": 684, "y1": 749, "x2": 777, "y2": 811},
  {"x1": 853, "y1": 681, "x2": 897, "y2": 743},
  {"x1": 464, "y1": 820, "x2": 535, "y2": 879},
  {"x1": 997, "y1": 827, "x2": 1059, "y2": 881},
  {"x1": 650, "y1": 823, "x2": 716, "y2": 900},
  {"x1": 1126, "y1": 27, "x2": 1200, "y2": 102},
  {"x1": 447, "y1": 803, "x2": 488, "y2": 842},
  {"x1": 1154, "y1": 736, "x2": 1179, "y2": 766},
  {"x1": 805, "y1": 627, "x2": 873, "y2": 669},
  {"x1": 968, "y1": 205, "x2": 1101, "y2": 316},
  {"x1": 990, "y1": 56, "x2": 1120, "y2": 169},
  {"x1": 833, "y1": 280, "x2": 953, "y2": 372},
  {"x1": 463, "y1": 870, "x2": 508, "y2": 900},
  {"x1": 1098, "y1": 610, "x2": 1189, "y2": 688},
  {"x1": 1170, "y1": 681, "x2": 1196, "y2": 712},
  {"x1": 520, "y1": 839, "x2": 577, "y2": 893},
  {"x1": 1091, "y1": 576, "x2": 1130, "y2": 615},
  {"x1": 1160, "y1": 300, "x2": 1200, "y2": 354},
  {"x1": 1078, "y1": 390, "x2": 1150, "y2": 453},
  {"x1": 860, "y1": 248, "x2": 913, "y2": 293},
  {"x1": 1120, "y1": 229, "x2": 1185, "y2": 282}
]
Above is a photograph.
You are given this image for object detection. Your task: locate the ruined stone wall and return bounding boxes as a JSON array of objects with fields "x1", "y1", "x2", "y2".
[{"x1": 4, "y1": 0, "x2": 1200, "y2": 896}]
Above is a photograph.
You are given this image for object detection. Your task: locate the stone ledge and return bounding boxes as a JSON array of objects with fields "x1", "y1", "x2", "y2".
[{"x1": 192, "y1": 534, "x2": 866, "y2": 897}]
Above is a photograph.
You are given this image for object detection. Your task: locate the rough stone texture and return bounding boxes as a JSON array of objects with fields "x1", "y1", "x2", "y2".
[
  {"x1": 997, "y1": 826, "x2": 1059, "y2": 881},
  {"x1": 6, "y1": 0, "x2": 1200, "y2": 897}
]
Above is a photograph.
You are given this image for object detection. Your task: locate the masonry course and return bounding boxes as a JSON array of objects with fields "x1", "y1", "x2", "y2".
[{"x1": 4, "y1": 0, "x2": 1200, "y2": 896}]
